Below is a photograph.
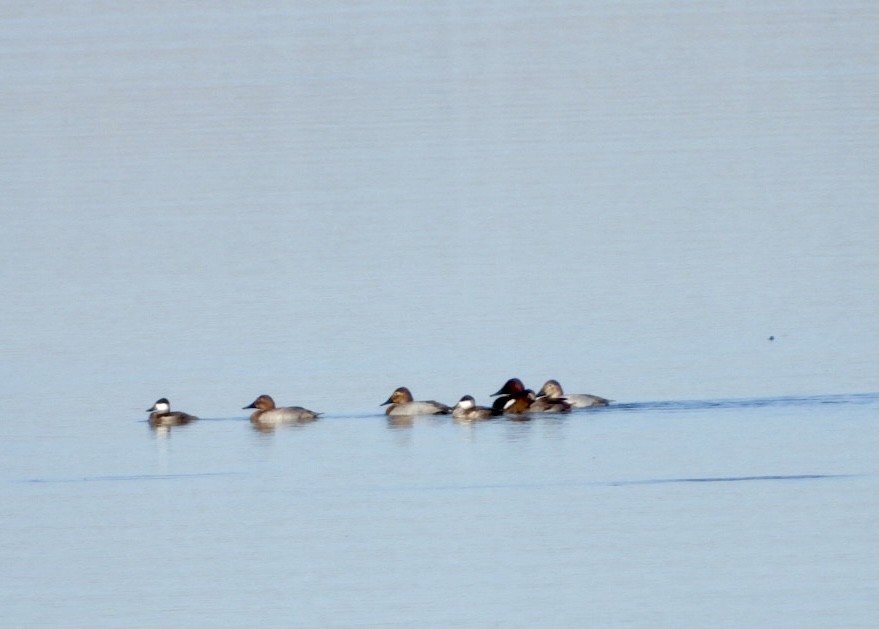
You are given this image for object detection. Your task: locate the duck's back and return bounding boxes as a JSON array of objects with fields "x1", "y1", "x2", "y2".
[
  {"x1": 502, "y1": 396, "x2": 532, "y2": 414},
  {"x1": 529, "y1": 397, "x2": 572, "y2": 413},
  {"x1": 149, "y1": 411, "x2": 198, "y2": 427},
  {"x1": 453, "y1": 406, "x2": 495, "y2": 420},
  {"x1": 565, "y1": 393, "x2": 610, "y2": 408},
  {"x1": 253, "y1": 406, "x2": 319, "y2": 424},
  {"x1": 386, "y1": 400, "x2": 450, "y2": 416}
]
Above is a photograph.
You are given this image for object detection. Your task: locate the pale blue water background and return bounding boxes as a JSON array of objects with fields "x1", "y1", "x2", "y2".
[{"x1": 0, "y1": 1, "x2": 877, "y2": 628}]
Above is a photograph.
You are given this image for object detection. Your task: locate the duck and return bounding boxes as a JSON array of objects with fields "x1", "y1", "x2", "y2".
[
  {"x1": 146, "y1": 398, "x2": 198, "y2": 427},
  {"x1": 490, "y1": 378, "x2": 571, "y2": 414},
  {"x1": 243, "y1": 394, "x2": 320, "y2": 426},
  {"x1": 527, "y1": 389, "x2": 572, "y2": 413},
  {"x1": 490, "y1": 378, "x2": 531, "y2": 414},
  {"x1": 536, "y1": 379, "x2": 610, "y2": 408},
  {"x1": 381, "y1": 386, "x2": 451, "y2": 416},
  {"x1": 499, "y1": 391, "x2": 535, "y2": 414},
  {"x1": 492, "y1": 395, "x2": 514, "y2": 414},
  {"x1": 452, "y1": 395, "x2": 497, "y2": 421}
]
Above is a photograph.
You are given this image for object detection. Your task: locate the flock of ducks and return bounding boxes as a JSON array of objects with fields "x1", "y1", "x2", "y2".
[{"x1": 146, "y1": 378, "x2": 610, "y2": 430}]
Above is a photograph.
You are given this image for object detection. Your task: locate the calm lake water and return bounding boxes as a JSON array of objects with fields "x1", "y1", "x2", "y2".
[{"x1": 0, "y1": 1, "x2": 876, "y2": 628}]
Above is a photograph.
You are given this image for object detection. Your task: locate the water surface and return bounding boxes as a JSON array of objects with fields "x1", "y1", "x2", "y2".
[{"x1": 4, "y1": 394, "x2": 877, "y2": 628}]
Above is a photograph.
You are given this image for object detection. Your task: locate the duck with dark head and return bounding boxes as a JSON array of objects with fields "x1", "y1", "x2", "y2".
[{"x1": 490, "y1": 378, "x2": 571, "y2": 415}]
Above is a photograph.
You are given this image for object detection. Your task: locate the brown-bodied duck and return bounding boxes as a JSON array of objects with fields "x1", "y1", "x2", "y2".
[
  {"x1": 491, "y1": 378, "x2": 571, "y2": 414},
  {"x1": 146, "y1": 398, "x2": 198, "y2": 427},
  {"x1": 452, "y1": 395, "x2": 497, "y2": 421}
]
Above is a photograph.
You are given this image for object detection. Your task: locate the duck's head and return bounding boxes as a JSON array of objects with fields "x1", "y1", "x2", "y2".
[
  {"x1": 491, "y1": 378, "x2": 525, "y2": 396},
  {"x1": 243, "y1": 394, "x2": 276, "y2": 411},
  {"x1": 147, "y1": 398, "x2": 171, "y2": 413},
  {"x1": 381, "y1": 386, "x2": 414, "y2": 406}
]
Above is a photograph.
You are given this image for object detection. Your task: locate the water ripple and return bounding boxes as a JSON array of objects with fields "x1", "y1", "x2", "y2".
[
  {"x1": 603, "y1": 392, "x2": 877, "y2": 414},
  {"x1": 603, "y1": 473, "x2": 861, "y2": 486}
]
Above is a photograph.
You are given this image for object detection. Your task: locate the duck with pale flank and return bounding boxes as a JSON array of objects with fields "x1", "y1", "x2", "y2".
[
  {"x1": 536, "y1": 379, "x2": 610, "y2": 408},
  {"x1": 452, "y1": 395, "x2": 497, "y2": 421},
  {"x1": 147, "y1": 398, "x2": 198, "y2": 427},
  {"x1": 381, "y1": 386, "x2": 450, "y2": 416},
  {"x1": 243, "y1": 394, "x2": 320, "y2": 427},
  {"x1": 490, "y1": 378, "x2": 571, "y2": 414}
]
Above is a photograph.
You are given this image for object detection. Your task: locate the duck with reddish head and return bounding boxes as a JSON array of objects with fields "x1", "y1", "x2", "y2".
[
  {"x1": 381, "y1": 386, "x2": 451, "y2": 416},
  {"x1": 490, "y1": 378, "x2": 571, "y2": 415},
  {"x1": 244, "y1": 394, "x2": 320, "y2": 428}
]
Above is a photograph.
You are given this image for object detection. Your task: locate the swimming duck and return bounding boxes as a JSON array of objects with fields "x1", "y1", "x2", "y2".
[
  {"x1": 490, "y1": 378, "x2": 571, "y2": 414},
  {"x1": 536, "y1": 379, "x2": 610, "y2": 408},
  {"x1": 381, "y1": 386, "x2": 451, "y2": 416},
  {"x1": 527, "y1": 389, "x2": 572, "y2": 413},
  {"x1": 452, "y1": 395, "x2": 497, "y2": 421},
  {"x1": 146, "y1": 398, "x2": 198, "y2": 427},
  {"x1": 490, "y1": 378, "x2": 532, "y2": 414},
  {"x1": 492, "y1": 395, "x2": 514, "y2": 414},
  {"x1": 243, "y1": 394, "x2": 320, "y2": 426},
  {"x1": 500, "y1": 391, "x2": 534, "y2": 414}
]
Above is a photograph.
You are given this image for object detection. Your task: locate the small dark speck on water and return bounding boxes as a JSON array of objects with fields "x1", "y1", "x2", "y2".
[{"x1": 768, "y1": 336, "x2": 775, "y2": 341}]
